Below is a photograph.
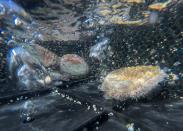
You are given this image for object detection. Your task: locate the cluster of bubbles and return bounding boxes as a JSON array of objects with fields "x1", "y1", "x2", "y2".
[
  {"x1": 83, "y1": 0, "x2": 183, "y2": 101},
  {"x1": 20, "y1": 100, "x2": 36, "y2": 123},
  {"x1": 7, "y1": 43, "x2": 89, "y2": 89},
  {"x1": 0, "y1": 0, "x2": 182, "y2": 102},
  {"x1": 20, "y1": 97, "x2": 56, "y2": 123},
  {"x1": 83, "y1": 0, "x2": 169, "y2": 78},
  {"x1": 0, "y1": 0, "x2": 90, "y2": 90},
  {"x1": 8, "y1": 47, "x2": 50, "y2": 89},
  {"x1": 89, "y1": 37, "x2": 110, "y2": 60},
  {"x1": 0, "y1": 0, "x2": 44, "y2": 64}
]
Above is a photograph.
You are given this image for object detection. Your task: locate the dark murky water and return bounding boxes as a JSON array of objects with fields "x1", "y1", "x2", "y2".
[{"x1": 1, "y1": 0, "x2": 183, "y2": 130}]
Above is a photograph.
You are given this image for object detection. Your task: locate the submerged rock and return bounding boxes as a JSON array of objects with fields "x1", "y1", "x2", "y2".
[
  {"x1": 17, "y1": 64, "x2": 51, "y2": 89},
  {"x1": 93, "y1": 0, "x2": 176, "y2": 26},
  {"x1": 148, "y1": 0, "x2": 172, "y2": 11},
  {"x1": 31, "y1": 44, "x2": 59, "y2": 68},
  {"x1": 101, "y1": 66, "x2": 168, "y2": 100},
  {"x1": 32, "y1": 45, "x2": 90, "y2": 81},
  {"x1": 8, "y1": 47, "x2": 43, "y2": 76},
  {"x1": 7, "y1": 45, "x2": 91, "y2": 88},
  {"x1": 7, "y1": 46, "x2": 51, "y2": 89},
  {"x1": 59, "y1": 54, "x2": 89, "y2": 80}
]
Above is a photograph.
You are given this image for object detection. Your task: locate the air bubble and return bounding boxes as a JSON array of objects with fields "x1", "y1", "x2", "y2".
[
  {"x1": 14, "y1": 17, "x2": 23, "y2": 27},
  {"x1": 20, "y1": 100, "x2": 36, "y2": 123}
]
